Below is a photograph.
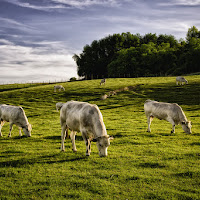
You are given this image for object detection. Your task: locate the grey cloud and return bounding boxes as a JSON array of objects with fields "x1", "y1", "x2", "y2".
[{"x1": 159, "y1": 0, "x2": 200, "y2": 6}]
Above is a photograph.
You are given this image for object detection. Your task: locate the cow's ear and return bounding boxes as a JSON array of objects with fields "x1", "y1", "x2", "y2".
[{"x1": 181, "y1": 121, "x2": 186, "y2": 125}]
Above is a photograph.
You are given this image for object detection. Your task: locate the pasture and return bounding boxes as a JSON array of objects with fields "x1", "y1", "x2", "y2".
[{"x1": 0, "y1": 76, "x2": 200, "y2": 200}]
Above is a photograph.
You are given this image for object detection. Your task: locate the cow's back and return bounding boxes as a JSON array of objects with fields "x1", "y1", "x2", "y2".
[
  {"x1": 61, "y1": 101, "x2": 105, "y2": 135},
  {"x1": 144, "y1": 100, "x2": 185, "y2": 123},
  {"x1": 176, "y1": 76, "x2": 187, "y2": 83},
  {"x1": 0, "y1": 105, "x2": 26, "y2": 123}
]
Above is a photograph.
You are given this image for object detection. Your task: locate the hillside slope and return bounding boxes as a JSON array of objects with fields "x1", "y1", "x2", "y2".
[{"x1": 0, "y1": 76, "x2": 199, "y2": 200}]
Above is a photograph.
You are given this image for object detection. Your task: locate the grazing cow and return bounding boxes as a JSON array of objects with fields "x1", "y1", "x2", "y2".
[
  {"x1": 108, "y1": 91, "x2": 116, "y2": 96},
  {"x1": 100, "y1": 94, "x2": 108, "y2": 100},
  {"x1": 0, "y1": 104, "x2": 32, "y2": 137},
  {"x1": 56, "y1": 102, "x2": 64, "y2": 111},
  {"x1": 144, "y1": 100, "x2": 192, "y2": 134},
  {"x1": 54, "y1": 85, "x2": 65, "y2": 92},
  {"x1": 60, "y1": 100, "x2": 113, "y2": 157},
  {"x1": 176, "y1": 76, "x2": 188, "y2": 85},
  {"x1": 100, "y1": 78, "x2": 106, "y2": 86}
]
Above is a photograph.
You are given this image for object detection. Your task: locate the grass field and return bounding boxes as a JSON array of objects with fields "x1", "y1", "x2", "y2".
[{"x1": 0, "y1": 76, "x2": 200, "y2": 200}]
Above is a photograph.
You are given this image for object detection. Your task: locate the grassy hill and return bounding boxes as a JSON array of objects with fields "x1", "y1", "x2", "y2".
[{"x1": 0, "y1": 76, "x2": 200, "y2": 200}]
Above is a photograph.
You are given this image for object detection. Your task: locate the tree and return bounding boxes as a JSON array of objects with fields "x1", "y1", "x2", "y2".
[
  {"x1": 73, "y1": 26, "x2": 200, "y2": 79},
  {"x1": 186, "y1": 26, "x2": 200, "y2": 43}
]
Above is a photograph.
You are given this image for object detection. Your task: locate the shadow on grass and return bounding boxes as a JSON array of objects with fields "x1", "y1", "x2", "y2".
[
  {"x1": 99, "y1": 103, "x2": 134, "y2": 111},
  {"x1": 174, "y1": 171, "x2": 200, "y2": 178},
  {"x1": 138, "y1": 162, "x2": 166, "y2": 169},
  {"x1": 43, "y1": 136, "x2": 60, "y2": 140},
  {"x1": 190, "y1": 142, "x2": 200, "y2": 146},
  {"x1": 145, "y1": 82, "x2": 200, "y2": 106},
  {"x1": 13, "y1": 135, "x2": 29, "y2": 139},
  {"x1": 0, "y1": 153, "x2": 87, "y2": 168}
]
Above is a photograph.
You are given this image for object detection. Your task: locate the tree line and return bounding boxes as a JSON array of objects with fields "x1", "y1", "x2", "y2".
[{"x1": 73, "y1": 26, "x2": 200, "y2": 79}]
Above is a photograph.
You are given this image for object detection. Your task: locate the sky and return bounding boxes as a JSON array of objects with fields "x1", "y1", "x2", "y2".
[{"x1": 0, "y1": 0, "x2": 200, "y2": 84}]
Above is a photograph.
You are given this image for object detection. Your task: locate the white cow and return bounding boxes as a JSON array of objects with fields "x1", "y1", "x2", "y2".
[
  {"x1": 144, "y1": 100, "x2": 192, "y2": 134},
  {"x1": 60, "y1": 100, "x2": 113, "y2": 157},
  {"x1": 100, "y1": 94, "x2": 108, "y2": 100},
  {"x1": 54, "y1": 85, "x2": 65, "y2": 92},
  {"x1": 100, "y1": 78, "x2": 106, "y2": 86},
  {"x1": 176, "y1": 76, "x2": 188, "y2": 85},
  {"x1": 0, "y1": 104, "x2": 32, "y2": 137}
]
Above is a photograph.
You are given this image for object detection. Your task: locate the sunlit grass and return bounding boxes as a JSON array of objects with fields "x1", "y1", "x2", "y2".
[{"x1": 0, "y1": 75, "x2": 200, "y2": 199}]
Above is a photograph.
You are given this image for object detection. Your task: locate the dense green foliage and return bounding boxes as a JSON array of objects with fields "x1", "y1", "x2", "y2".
[
  {"x1": 73, "y1": 26, "x2": 200, "y2": 79},
  {"x1": 0, "y1": 76, "x2": 200, "y2": 199}
]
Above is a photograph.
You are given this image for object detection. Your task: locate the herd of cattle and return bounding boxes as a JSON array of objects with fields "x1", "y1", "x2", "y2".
[{"x1": 0, "y1": 76, "x2": 192, "y2": 157}]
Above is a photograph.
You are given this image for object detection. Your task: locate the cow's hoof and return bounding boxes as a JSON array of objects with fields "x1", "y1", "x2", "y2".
[{"x1": 72, "y1": 149, "x2": 77, "y2": 152}]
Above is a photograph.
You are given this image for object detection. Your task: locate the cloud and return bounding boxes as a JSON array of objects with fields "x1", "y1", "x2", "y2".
[
  {"x1": 0, "y1": 39, "x2": 14, "y2": 45},
  {"x1": 159, "y1": 0, "x2": 200, "y2": 6},
  {"x1": 0, "y1": 39, "x2": 77, "y2": 84},
  {"x1": 3, "y1": 0, "x2": 125, "y2": 11},
  {"x1": 51, "y1": 0, "x2": 120, "y2": 8},
  {"x1": 0, "y1": 17, "x2": 39, "y2": 36},
  {"x1": 3, "y1": 0, "x2": 66, "y2": 11}
]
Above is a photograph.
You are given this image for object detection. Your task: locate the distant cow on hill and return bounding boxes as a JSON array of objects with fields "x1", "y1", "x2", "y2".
[
  {"x1": 176, "y1": 76, "x2": 188, "y2": 85},
  {"x1": 100, "y1": 78, "x2": 106, "y2": 86},
  {"x1": 60, "y1": 100, "x2": 113, "y2": 157},
  {"x1": 0, "y1": 104, "x2": 32, "y2": 137},
  {"x1": 54, "y1": 85, "x2": 65, "y2": 92},
  {"x1": 144, "y1": 100, "x2": 192, "y2": 134}
]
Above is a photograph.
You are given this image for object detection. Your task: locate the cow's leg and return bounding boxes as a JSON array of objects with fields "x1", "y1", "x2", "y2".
[
  {"x1": 19, "y1": 127, "x2": 22, "y2": 137},
  {"x1": 8, "y1": 123, "x2": 14, "y2": 137},
  {"x1": 147, "y1": 115, "x2": 153, "y2": 132},
  {"x1": 82, "y1": 131, "x2": 91, "y2": 156},
  {"x1": 70, "y1": 131, "x2": 77, "y2": 152},
  {"x1": 167, "y1": 118, "x2": 176, "y2": 133},
  {"x1": 176, "y1": 81, "x2": 178, "y2": 85},
  {"x1": 0, "y1": 121, "x2": 5, "y2": 137},
  {"x1": 61, "y1": 122, "x2": 67, "y2": 151}
]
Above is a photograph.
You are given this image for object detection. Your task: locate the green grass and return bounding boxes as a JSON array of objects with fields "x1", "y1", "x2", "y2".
[{"x1": 0, "y1": 76, "x2": 200, "y2": 200}]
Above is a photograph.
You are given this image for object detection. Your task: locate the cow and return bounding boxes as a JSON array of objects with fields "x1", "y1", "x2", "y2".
[
  {"x1": 60, "y1": 100, "x2": 113, "y2": 157},
  {"x1": 100, "y1": 78, "x2": 106, "y2": 86},
  {"x1": 54, "y1": 85, "x2": 65, "y2": 92},
  {"x1": 100, "y1": 94, "x2": 108, "y2": 100},
  {"x1": 0, "y1": 104, "x2": 32, "y2": 137},
  {"x1": 144, "y1": 100, "x2": 192, "y2": 134},
  {"x1": 176, "y1": 76, "x2": 188, "y2": 85},
  {"x1": 108, "y1": 91, "x2": 116, "y2": 96}
]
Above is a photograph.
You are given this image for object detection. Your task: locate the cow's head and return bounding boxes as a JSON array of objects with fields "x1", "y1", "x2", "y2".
[
  {"x1": 93, "y1": 135, "x2": 114, "y2": 157},
  {"x1": 22, "y1": 124, "x2": 32, "y2": 137},
  {"x1": 181, "y1": 121, "x2": 192, "y2": 134}
]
